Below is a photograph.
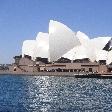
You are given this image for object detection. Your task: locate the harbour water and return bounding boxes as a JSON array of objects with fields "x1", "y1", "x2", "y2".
[{"x1": 0, "y1": 74, "x2": 112, "y2": 112}]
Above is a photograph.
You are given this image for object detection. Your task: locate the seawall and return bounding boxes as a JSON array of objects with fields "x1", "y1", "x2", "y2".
[{"x1": 0, "y1": 71, "x2": 112, "y2": 78}]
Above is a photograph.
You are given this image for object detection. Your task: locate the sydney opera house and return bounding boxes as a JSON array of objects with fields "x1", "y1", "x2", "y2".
[
  {"x1": 9, "y1": 20, "x2": 112, "y2": 74},
  {"x1": 22, "y1": 20, "x2": 112, "y2": 64}
]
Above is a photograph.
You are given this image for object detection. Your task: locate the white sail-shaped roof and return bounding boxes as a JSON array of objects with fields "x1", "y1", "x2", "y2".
[
  {"x1": 62, "y1": 45, "x2": 88, "y2": 60},
  {"x1": 49, "y1": 20, "x2": 80, "y2": 61},
  {"x1": 76, "y1": 31, "x2": 95, "y2": 62},
  {"x1": 91, "y1": 37, "x2": 111, "y2": 51},
  {"x1": 91, "y1": 37, "x2": 111, "y2": 62},
  {"x1": 34, "y1": 32, "x2": 49, "y2": 58},
  {"x1": 22, "y1": 32, "x2": 49, "y2": 60},
  {"x1": 95, "y1": 49, "x2": 112, "y2": 65},
  {"x1": 76, "y1": 31, "x2": 90, "y2": 45},
  {"x1": 22, "y1": 40, "x2": 36, "y2": 59},
  {"x1": 96, "y1": 50, "x2": 108, "y2": 61},
  {"x1": 107, "y1": 51, "x2": 112, "y2": 64}
]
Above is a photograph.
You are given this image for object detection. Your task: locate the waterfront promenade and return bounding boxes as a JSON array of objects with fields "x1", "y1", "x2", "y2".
[{"x1": 0, "y1": 70, "x2": 112, "y2": 78}]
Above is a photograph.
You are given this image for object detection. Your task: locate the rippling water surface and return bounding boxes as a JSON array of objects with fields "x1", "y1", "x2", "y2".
[{"x1": 0, "y1": 74, "x2": 112, "y2": 112}]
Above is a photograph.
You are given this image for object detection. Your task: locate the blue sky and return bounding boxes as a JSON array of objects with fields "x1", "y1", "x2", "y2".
[{"x1": 0, "y1": 0, "x2": 112, "y2": 63}]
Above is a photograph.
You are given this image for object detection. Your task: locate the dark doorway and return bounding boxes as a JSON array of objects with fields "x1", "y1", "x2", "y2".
[{"x1": 89, "y1": 68, "x2": 92, "y2": 72}]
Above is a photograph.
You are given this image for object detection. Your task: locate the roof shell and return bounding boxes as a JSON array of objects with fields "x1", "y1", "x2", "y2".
[{"x1": 49, "y1": 20, "x2": 80, "y2": 62}]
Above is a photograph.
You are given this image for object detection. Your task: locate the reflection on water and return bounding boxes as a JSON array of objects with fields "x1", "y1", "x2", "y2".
[{"x1": 0, "y1": 75, "x2": 112, "y2": 111}]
